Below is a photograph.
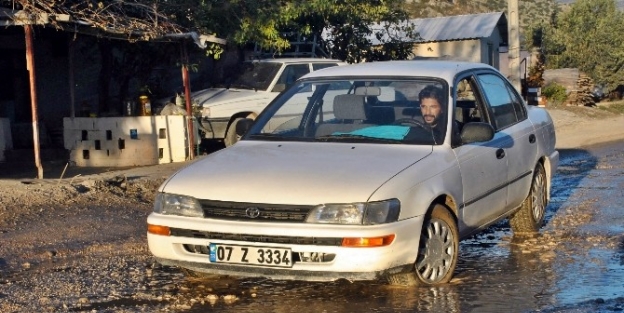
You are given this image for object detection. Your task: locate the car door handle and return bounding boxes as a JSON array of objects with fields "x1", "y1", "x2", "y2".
[
  {"x1": 529, "y1": 134, "x2": 536, "y2": 144},
  {"x1": 496, "y1": 148, "x2": 505, "y2": 159}
]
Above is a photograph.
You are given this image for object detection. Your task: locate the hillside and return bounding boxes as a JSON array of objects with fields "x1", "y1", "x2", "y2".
[
  {"x1": 406, "y1": 0, "x2": 624, "y2": 30},
  {"x1": 558, "y1": 0, "x2": 624, "y2": 8},
  {"x1": 405, "y1": 0, "x2": 559, "y2": 35}
]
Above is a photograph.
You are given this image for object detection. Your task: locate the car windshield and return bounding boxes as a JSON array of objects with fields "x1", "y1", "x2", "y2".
[
  {"x1": 225, "y1": 62, "x2": 282, "y2": 91},
  {"x1": 245, "y1": 78, "x2": 449, "y2": 145}
]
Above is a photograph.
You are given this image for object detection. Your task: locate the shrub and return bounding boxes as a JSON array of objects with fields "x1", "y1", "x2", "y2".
[{"x1": 541, "y1": 82, "x2": 567, "y2": 103}]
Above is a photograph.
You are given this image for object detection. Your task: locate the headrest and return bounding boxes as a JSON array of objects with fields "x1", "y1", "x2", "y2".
[{"x1": 333, "y1": 94, "x2": 367, "y2": 120}]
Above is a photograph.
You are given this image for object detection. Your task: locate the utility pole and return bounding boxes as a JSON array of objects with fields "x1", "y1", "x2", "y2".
[{"x1": 508, "y1": 0, "x2": 521, "y2": 93}]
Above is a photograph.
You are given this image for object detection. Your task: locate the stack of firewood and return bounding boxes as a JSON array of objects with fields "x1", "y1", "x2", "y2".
[{"x1": 567, "y1": 74, "x2": 596, "y2": 106}]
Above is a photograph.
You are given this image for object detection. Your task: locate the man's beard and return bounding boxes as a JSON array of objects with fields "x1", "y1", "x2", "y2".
[{"x1": 424, "y1": 115, "x2": 437, "y2": 127}]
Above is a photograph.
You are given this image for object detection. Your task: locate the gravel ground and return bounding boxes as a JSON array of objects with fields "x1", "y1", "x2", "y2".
[{"x1": 1, "y1": 107, "x2": 624, "y2": 312}]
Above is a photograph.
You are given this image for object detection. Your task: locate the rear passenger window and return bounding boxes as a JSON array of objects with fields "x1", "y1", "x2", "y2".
[{"x1": 477, "y1": 74, "x2": 519, "y2": 130}]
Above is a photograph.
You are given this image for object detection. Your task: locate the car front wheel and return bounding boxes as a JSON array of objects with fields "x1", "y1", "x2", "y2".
[
  {"x1": 509, "y1": 162, "x2": 547, "y2": 233},
  {"x1": 388, "y1": 204, "x2": 459, "y2": 286},
  {"x1": 224, "y1": 117, "x2": 243, "y2": 147}
]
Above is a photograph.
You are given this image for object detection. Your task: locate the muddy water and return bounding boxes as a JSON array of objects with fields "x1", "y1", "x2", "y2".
[{"x1": 169, "y1": 142, "x2": 624, "y2": 313}]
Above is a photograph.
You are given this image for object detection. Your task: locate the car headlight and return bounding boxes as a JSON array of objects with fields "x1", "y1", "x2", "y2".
[
  {"x1": 305, "y1": 199, "x2": 400, "y2": 225},
  {"x1": 153, "y1": 193, "x2": 204, "y2": 218},
  {"x1": 201, "y1": 106, "x2": 210, "y2": 117}
]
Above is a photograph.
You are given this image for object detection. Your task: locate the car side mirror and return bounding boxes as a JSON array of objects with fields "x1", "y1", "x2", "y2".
[
  {"x1": 460, "y1": 122, "x2": 495, "y2": 144},
  {"x1": 235, "y1": 118, "x2": 254, "y2": 136}
]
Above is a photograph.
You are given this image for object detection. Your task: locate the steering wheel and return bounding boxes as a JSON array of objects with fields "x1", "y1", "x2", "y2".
[{"x1": 393, "y1": 118, "x2": 428, "y2": 130}]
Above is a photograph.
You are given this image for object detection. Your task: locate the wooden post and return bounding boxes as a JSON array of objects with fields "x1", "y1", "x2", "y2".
[
  {"x1": 24, "y1": 24, "x2": 43, "y2": 179},
  {"x1": 181, "y1": 44, "x2": 195, "y2": 160}
]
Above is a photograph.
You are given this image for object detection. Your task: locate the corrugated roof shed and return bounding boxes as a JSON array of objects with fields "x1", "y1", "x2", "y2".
[
  {"x1": 411, "y1": 12, "x2": 507, "y2": 43},
  {"x1": 368, "y1": 12, "x2": 507, "y2": 45}
]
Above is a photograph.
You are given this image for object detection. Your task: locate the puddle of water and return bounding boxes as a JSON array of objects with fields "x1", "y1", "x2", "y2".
[
  {"x1": 553, "y1": 247, "x2": 624, "y2": 306},
  {"x1": 82, "y1": 145, "x2": 623, "y2": 312}
]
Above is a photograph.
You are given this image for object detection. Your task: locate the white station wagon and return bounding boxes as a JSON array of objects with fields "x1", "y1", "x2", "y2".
[{"x1": 147, "y1": 61, "x2": 559, "y2": 286}]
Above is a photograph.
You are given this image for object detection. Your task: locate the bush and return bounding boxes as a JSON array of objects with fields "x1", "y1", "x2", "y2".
[{"x1": 541, "y1": 82, "x2": 567, "y2": 103}]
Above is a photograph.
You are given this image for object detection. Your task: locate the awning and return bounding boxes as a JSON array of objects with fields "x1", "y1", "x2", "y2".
[{"x1": 0, "y1": 5, "x2": 226, "y2": 47}]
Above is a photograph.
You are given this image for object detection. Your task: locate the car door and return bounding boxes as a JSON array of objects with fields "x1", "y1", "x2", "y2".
[
  {"x1": 475, "y1": 73, "x2": 537, "y2": 210},
  {"x1": 453, "y1": 73, "x2": 510, "y2": 235}
]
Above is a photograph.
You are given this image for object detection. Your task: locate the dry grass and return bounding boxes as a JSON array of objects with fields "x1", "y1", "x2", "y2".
[
  {"x1": 596, "y1": 100, "x2": 624, "y2": 114},
  {"x1": 545, "y1": 99, "x2": 624, "y2": 119}
]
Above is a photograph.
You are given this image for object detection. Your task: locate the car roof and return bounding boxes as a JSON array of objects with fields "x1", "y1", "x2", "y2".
[
  {"x1": 301, "y1": 60, "x2": 496, "y2": 81},
  {"x1": 249, "y1": 58, "x2": 344, "y2": 64}
]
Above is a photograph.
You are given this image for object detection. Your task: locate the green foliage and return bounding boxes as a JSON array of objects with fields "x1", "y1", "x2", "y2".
[
  {"x1": 205, "y1": 43, "x2": 224, "y2": 60},
  {"x1": 541, "y1": 82, "x2": 567, "y2": 103},
  {"x1": 542, "y1": 0, "x2": 624, "y2": 90},
  {"x1": 156, "y1": 0, "x2": 418, "y2": 63}
]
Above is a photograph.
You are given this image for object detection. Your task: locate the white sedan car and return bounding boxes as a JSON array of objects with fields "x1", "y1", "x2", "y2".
[{"x1": 147, "y1": 61, "x2": 559, "y2": 286}]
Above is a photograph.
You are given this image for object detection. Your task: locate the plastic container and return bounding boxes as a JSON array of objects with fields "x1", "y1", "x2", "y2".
[{"x1": 139, "y1": 95, "x2": 152, "y2": 116}]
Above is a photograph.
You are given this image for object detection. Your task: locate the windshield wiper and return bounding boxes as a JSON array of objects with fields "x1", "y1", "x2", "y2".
[
  {"x1": 246, "y1": 133, "x2": 298, "y2": 141},
  {"x1": 315, "y1": 134, "x2": 401, "y2": 143}
]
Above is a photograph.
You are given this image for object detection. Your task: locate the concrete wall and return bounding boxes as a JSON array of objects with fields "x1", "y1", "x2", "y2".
[
  {"x1": 499, "y1": 50, "x2": 531, "y2": 79},
  {"x1": 411, "y1": 32, "x2": 504, "y2": 71},
  {"x1": 63, "y1": 116, "x2": 190, "y2": 167},
  {"x1": 0, "y1": 118, "x2": 12, "y2": 162},
  {"x1": 412, "y1": 39, "x2": 482, "y2": 63}
]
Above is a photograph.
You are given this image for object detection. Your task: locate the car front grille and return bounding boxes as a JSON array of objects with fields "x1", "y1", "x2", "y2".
[
  {"x1": 170, "y1": 228, "x2": 343, "y2": 246},
  {"x1": 198, "y1": 199, "x2": 313, "y2": 222}
]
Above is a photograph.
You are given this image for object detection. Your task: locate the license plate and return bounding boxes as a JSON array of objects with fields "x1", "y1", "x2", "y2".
[{"x1": 208, "y1": 243, "x2": 293, "y2": 268}]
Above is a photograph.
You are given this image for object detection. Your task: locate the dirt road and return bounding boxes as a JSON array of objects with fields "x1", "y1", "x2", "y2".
[{"x1": 1, "y1": 107, "x2": 624, "y2": 312}]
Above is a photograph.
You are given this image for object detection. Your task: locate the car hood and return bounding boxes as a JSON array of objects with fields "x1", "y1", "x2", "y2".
[
  {"x1": 191, "y1": 88, "x2": 275, "y2": 108},
  {"x1": 162, "y1": 141, "x2": 432, "y2": 205}
]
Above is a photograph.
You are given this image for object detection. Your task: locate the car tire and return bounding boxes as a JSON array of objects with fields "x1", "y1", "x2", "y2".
[
  {"x1": 387, "y1": 204, "x2": 459, "y2": 286},
  {"x1": 509, "y1": 162, "x2": 547, "y2": 233},
  {"x1": 224, "y1": 117, "x2": 243, "y2": 147}
]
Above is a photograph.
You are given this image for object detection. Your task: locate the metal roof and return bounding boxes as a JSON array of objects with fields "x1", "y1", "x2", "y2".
[
  {"x1": 369, "y1": 12, "x2": 507, "y2": 45},
  {"x1": 411, "y1": 12, "x2": 507, "y2": 43}
]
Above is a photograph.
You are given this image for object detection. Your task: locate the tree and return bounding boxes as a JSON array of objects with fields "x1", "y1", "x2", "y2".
[
  {"x1": 541, "y1": 0, "x2": 624, "y2": 90},
  {"x1": 157, "y1": 0, "x2": 418, "y2": 63}
]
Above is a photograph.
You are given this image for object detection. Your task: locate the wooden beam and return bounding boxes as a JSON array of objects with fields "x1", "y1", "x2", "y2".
[{"x1": 24, "y1": 24, "x2": 43, "y2": 179}]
